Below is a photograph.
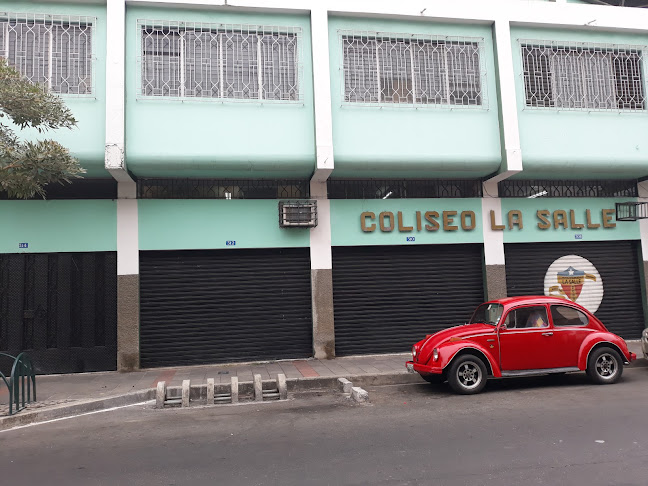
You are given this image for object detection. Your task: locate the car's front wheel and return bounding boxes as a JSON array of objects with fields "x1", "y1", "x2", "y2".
[
  {"x1": 587, "y1": 347, "x2": 623, "y2": 385},
  {"x1": 447, "y1": 355, "x2": 487, "y2": 395}
]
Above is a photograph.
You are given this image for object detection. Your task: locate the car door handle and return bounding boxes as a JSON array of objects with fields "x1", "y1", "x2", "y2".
[{"x1": 541, "y1": 332, "x2": 553, "y2": 336}]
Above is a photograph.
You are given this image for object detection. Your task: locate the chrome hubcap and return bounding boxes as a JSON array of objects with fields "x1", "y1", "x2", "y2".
[
  {"x1": 457, "y1": 362, "x2": 481, "y2": 389},
  {"x1": 595, "y1": 353, "x2": 617, "y2": 379}
]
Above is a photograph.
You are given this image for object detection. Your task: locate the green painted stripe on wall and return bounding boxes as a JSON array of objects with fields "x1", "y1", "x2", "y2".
[
  {"x1": 0, "y1": 200, "x2": 117, "y2": 253},
  {"x1": 138, "y1": 200, "x2": 310, "y2": 250}
]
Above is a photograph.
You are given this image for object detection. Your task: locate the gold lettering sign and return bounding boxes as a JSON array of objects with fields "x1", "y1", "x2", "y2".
[
  {"x1": 361, "y1": 212, "x2": 376, "y2": 232},
  {"x1": 359, "y1": 208, "x2": 618, "y2": 232},
  {"x1": 379, "y1": 212, "x2": 394, "y2": 232},
  {"x1": 461, "y1": 211, "x2": 476, "y2": 230},
  {"x1": 443, "y1": 211, "x2": 458, "y2": 231}
]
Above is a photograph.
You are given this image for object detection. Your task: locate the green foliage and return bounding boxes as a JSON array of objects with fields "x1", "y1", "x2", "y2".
[{"x1": 0, "y1": 57, "x2": 85, "y2": 199}]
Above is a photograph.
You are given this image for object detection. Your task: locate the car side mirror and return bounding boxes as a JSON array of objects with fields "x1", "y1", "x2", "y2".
[{"x1": 499, "y1": 322, "x2": 507, "y2": 331}]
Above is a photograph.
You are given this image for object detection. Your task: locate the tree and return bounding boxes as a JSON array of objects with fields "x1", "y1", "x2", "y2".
[{"x1": 0, "y1": 57, "x2": 85, "y2": 199}]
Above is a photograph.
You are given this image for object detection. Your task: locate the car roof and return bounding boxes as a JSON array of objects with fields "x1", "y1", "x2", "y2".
[{"x1": 486, "y1": 295, "x2": 580, "y2": 307}]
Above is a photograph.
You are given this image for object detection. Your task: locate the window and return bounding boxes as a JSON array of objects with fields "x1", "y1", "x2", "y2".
[
  {"x1": 139, "y1": 22, "x2": 301, "y2": 101},
  {"x1": 551, "y1": 305, "x2": 589, "y2": 327},
  {"x1": 341, "y1": 32, "x2": 484, "y2": 107},
  {"x1": 469, "y1": 303, "x2": 504, "y2": 326},
  {"x1": 0, "y1": 13, "x2": 93, "y2": 95},
  {"x1": 521, "y1": 41, "x2": 645, "y2": 111},
  {"x1": 504, "y1": 306, "x2": 549, "y2": 329}
]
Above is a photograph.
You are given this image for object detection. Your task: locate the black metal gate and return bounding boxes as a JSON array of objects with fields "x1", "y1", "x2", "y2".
[
  {"x1": 139, "y1": 248, "x2": 313, "y2": 368},
  {"x1": 332, "y1": 244, "x2": 485, "y2": 356},
  {"x1": 0, "y1": 253, "x2": 117, "y2": 375},
  {"x1": 505, "y1": 241, "x2": 645, "y2": 339}
]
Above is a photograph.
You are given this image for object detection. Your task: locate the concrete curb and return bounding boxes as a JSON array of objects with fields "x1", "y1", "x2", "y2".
[
  {"x1": 0, "y1": 371, "x2": 421, "y2": 430},
  {"x1": 0, "y1": 388, "x2": 156, "y2": 432}
]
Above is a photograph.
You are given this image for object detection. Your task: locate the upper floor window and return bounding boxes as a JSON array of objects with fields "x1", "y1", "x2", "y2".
[
  {"x1": 0, "y1": 13, "x2": 93, "y2": 95},
  {"x1": 521, "y1": 41, "x2": 645, "y2": 111},
  {"x1": 139, "y1": 21, "x2": 301, "y2": 101},
  {"x1": 341, "y1": 32, "x2": 485, "y2": 107}
]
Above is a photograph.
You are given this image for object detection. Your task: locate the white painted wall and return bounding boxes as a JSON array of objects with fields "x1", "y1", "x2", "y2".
[{"x1": 117, "y1": 198, "x2": 139, "y2": 276}]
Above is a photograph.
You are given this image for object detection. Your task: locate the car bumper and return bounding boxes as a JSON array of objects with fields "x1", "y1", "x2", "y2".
[{"x1": 406, "y1": 361, "x2": 443, "y2": 376}]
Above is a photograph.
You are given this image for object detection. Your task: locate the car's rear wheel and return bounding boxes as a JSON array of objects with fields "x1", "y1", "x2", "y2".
[
  {"x1": 447, "y1": 355, "x2": 487, "y2": 395},
  {"x1": 587, "y1": 347, "x2": 623, "y2": 385}
]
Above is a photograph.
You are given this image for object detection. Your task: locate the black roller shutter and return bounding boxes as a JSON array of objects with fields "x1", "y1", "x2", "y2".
[
  {"x1": 505, "y1": 241, "x2": 645, "y2": 339},
  {"x1": 332, "y1": 244, "x2": 485, "y2": 356},
  {"x1": 140, "y1": 248, "x2": 312, "y2": 368},
  {"x1": 0, "y1": 252, "x2": 117, "y2": 375}
]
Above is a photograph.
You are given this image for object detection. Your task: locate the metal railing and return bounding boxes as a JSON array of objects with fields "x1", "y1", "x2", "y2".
[
  {"x1": 498, "y1": 179, "x2": 638, "y2": 198},
  {"x1": 0, "y1": 352, "x2": 36, "y2": 415}
]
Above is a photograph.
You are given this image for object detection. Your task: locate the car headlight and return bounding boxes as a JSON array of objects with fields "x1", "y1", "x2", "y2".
[
  {"x1": 433, "y1": 348, "x2": 439, "y2": 361},
  {"x1": 412, "y1": 345, "x2": 417, "y2": 358}
]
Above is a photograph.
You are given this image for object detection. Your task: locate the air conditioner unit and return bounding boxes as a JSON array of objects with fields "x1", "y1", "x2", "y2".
[{"x1": 279, "y1": 200, "x2": 318, "y2": 228}]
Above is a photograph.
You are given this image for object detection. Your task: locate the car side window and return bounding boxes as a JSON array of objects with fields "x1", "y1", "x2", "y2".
[
  {"x1": 505, "y1": 306, "x2": 549, "y2": 329},
  {"x1": 551, "y1": 305, "x2": 589, "y2": 327}
]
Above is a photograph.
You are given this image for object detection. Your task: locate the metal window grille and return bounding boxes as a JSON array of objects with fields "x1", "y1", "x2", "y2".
[
  {"x1": 616, "y1": 202, "x2": 648, "y2": 221},
  {"x1": 327, "y1": 179, "x2": 483, "y2": 199},
  {"x1": 138, "y1": 179, "x2": 310, "y2": 199},
  {"x1": 341, "y1": 31, "x2": 486, "y2": 108},
  {"x1": 138, "y1": 20, "x2": 302, "y2": 101},
  {"x1": 498, "y1": 180, "x2": 638, "y2": 198},
  {"x1": 278, "y1": 200, "x2": 317, "y2": 228},
  {"x1": 521, "y1": 40, "x2": 646, "y2": 111},
  {"x1": 0, "y1": 12, "x2": 94, "y2": 95}
]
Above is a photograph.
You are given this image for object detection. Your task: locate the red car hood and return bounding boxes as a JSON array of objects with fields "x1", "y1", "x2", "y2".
[{"x1": 416, "y1": 323, "x2": 496, "y2": 364}]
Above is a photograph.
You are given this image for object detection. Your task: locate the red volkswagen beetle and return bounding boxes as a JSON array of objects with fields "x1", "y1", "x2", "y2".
[{"x1": 406, "y1": 296, "x2": 637, "y2": 394}]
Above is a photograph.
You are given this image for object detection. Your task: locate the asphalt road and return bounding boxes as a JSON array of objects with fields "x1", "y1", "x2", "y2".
[{"x1": 2, "y1": 364, "x2": 648, "y2": 486}]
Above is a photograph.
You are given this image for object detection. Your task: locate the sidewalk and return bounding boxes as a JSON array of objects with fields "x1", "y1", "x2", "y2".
[{"x1": 0, "y1": 353, "x2": 411, "y2": 411}]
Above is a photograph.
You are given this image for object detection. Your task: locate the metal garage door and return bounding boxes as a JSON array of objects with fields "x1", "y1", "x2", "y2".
[
  {"x1": 505, "y1": 241, "x2": 645, "y2": 339},
  {"x1": 332, "y1": 244, "x2": 485, "y2": 356},
  {"x1": 0, "y1": 253, "x2": 117, "y2": 375},
  {"x1": 140, "y1": 248, "x2": 312, "y2": 368}
]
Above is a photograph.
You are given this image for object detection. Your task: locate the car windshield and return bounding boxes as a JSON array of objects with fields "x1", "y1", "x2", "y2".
[{"x1": 469, "y1": 303, "x2": 504, "y2": 326}]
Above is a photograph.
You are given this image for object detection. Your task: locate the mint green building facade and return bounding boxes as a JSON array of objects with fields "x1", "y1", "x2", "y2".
[{"x1": 1, "y1": 0, "x2": 647, "y2": 373}]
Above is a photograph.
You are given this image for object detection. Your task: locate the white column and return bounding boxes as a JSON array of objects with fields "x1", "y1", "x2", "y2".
[
  {"x1": 105, "y1": 0, "x2": 131, "y2": 182},
  {"x1": 309, "y1": 8, "x2": 335, "y2": 358},
  {"x1": 488, "y1": 19, "x2": 522, "y2": 183},
  {"x1": 482, "y1": 180, "x2": 507, "y2": 300},
  {"x1": 310, "y1": 7, "x2": 334, "y2": 183},
  {"x1": 106, "y1": 1, "x2": 139, "y2": 369}
]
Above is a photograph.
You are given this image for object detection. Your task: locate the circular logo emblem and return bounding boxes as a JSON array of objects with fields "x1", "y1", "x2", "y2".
[{"x1": 543, "y1": 255, "x2": 604, "y2": 313}]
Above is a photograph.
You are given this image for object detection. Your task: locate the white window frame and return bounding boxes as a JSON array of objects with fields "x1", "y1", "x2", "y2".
[
  {"x1": 137, "y1": 20, "x2": 303, "y2": 103},
  {"x1": 0, "y1": 12, "x2": 95, "y2": 97},
  {"x1": 339, "y1": 30, "x2": 488, "y2": 109}
]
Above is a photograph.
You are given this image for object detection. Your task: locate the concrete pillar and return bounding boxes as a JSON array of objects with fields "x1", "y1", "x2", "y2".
[
  {"x1": 309, "y1": 7, "x2": 335, "y2": 359},
  {"x1": 117, "y1": 184, "x2": 140, "y2": 371},
  {"x1": 105, "y1": 0, "x2": 139, "y2": 371},
  {"x1": 310, "y1": 182, "x2": 335, "y2": 359},
  {"x1": 482, "y1": 181, "x2": 507, "y2": 301}
]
